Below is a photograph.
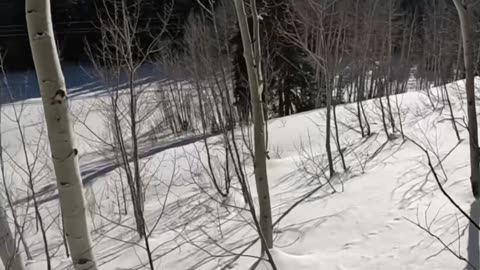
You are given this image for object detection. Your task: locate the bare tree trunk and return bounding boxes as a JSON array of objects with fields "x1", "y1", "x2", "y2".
[
  {"x1": 452, "y1": 0, "x2": 480, "y2": 199},
  {"x1": 333, "y1": 103, "x2": 347, "y2": 171},
  {"x1": 378, "y1": 81, "x2": 390, "y2": 139},
  {"x1": 233, "y1": 0, "x2": 273, "y2": 250},
  {"x1": 443, "y1": 82, "x2": 461, "y2": 142},
  {"x1": 356, "y1": 77, "x2": 365, "y2": 137},
  {"x1": 456, "y1": 30, "x2": 464, "y2": 80},
  {"x1": 19, "y1": 129, "x2": 50, "y2": 270},
  {"x1": 386, "y1": 0, "x2": 396, "y2": 133},
  {"x1": 361, "y1": 100, "x2": 371, "y2": 136},
  {"x1": 325, "y1": 78, "x2": 335, "y2": 178},
  {"x1": 127, "y1": 71, "x2": 146, "y2": 238},
  {"x1": 26, "y1": 0, "x2": 98, "y2": 269},
  {"x1": 394, "y1": 94, "x2": 405, "y2": 140}
]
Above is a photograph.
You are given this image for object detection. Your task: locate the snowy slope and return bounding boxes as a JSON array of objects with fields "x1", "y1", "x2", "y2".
[{"x1": 2, "y1": 78, "x2": 479, "y2": 270}]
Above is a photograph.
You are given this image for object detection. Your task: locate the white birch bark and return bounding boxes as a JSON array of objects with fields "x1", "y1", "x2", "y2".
[
  {"x1": 233, "y1": 0, "x2": 273, "y2": 249},
  {"x1": 0, "y1": 204, "x2": 24, "y2": 270},
  {"x1": 25, "y1": 0, "x2": 98, "y2": 269}
]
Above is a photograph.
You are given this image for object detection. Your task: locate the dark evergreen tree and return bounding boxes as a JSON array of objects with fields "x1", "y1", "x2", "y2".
[{"x1": 230, "y1": 0, "x2": 318, "y2": 121}]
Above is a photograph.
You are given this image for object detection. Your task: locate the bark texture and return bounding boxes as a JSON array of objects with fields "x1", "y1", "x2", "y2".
[
  {"x1": 25, "y1": 0, "x2": 98, "y2": 269},
  {"x1": 233, "y1": 0, "x2": 273, "y2": 249},
  {"x1": 452, "y1": 0, "x2": 480, "y2": 199}
]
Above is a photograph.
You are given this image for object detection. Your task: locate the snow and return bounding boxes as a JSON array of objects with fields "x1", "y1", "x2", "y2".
[{"x1": 2, "y1": 77, "x2": 479, "y2": 270}]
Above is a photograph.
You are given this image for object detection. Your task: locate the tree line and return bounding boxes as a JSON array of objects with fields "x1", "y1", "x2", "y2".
[{"x1": 0, "y1": 0, "x2": 480, "y2": 269}]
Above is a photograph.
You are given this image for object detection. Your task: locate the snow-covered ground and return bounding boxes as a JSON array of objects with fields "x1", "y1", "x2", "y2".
[{"x1": 2, "y1": 78, "x2": 479, "y2": 270}]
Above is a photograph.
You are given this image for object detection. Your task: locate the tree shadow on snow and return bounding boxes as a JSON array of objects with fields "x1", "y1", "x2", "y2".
[{"x1": 12, "y1": 133, "x2": 215, "y2": 206}]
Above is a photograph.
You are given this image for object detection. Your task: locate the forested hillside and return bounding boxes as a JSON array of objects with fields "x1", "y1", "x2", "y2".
[{"x1": 1, "y1": 0, "x2": 480, "y2": 269}]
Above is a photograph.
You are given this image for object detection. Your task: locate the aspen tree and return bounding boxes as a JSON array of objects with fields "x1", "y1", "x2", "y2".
[
  {"x1": 233, "y1": 0, "x2": 273, "y2": 249},
  {"x1": 26, "y1": 0, "x2": 98, "y2": 269}
]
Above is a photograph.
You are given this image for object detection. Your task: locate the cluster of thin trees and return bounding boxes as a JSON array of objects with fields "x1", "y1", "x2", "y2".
[{"x1": 0, "y1": 0, "x2": 479, "y2": 269}]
